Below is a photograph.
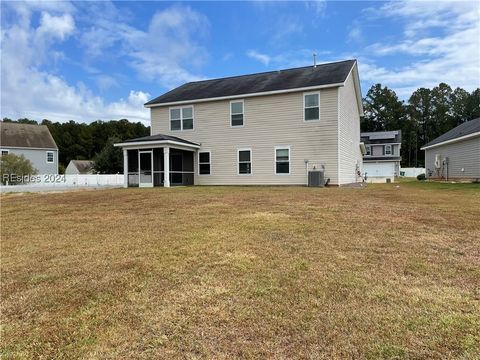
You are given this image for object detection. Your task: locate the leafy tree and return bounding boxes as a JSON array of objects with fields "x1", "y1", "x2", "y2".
[
  {"x1": 450, "y1": 88, "x2": 471, "y2": 127},
  {"x1": 464, "y1": 88, "x2": 480, "y2": 122},
  {"x1": 0, "y1": 154, "x2": 37, "y2": 184},
  {"x1": 431, "y1": 83, "x2": 454, "y2": 135},
  {"x1": 362, "y1": 84, "x2": 479, "y2": 167},
  {"x1": 93, "y1": 137, "x2": 123, "y2": 174},
  {"x1": 36, "y1": 118, "x2": 149, "y2": 170},
  {"x1": 16, "y1": 118, "x2": 39, "y2": 125},
  {"x1": 362, "y1": 84, "x2": 406, "y2": 132},
  {"x1": 406, "y1": 88, "x2": 434, "y2": 167}
]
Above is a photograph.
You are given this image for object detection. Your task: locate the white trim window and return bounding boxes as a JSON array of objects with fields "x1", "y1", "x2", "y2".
[
  {"x1": 304, "y1": 92, "x2": 320, "y2": 121},
  {"x1": 384, "y1": 145, "x2": 392, "y2": 155},
  {"x1": 46, "y1": 151, "x2": 54, "y2": 163},
  {"x1": 1, "y1": 149, "x2": 9, "y2": 156},
  {"x1": 230, "y1": 100, "x2": 244, "y2": 127},
  {"x1": 198, "y1": 151, "x2": 211, "y2": 175},
  {"x1": 237, "y1": 148, "x2": 252, "y2": 175},
  {"x1": 275, "y1": 146, "x2": 290, "y2": 175},
  {"x1": 366, "y1": 145, "x2": 371, "y2": 156},
  {"x1": 170, "y1": 106, "x2": 194, "y2": 131}
]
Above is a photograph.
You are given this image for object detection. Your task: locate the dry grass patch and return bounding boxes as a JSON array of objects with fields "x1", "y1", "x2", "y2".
[{"x1": 1, "y1": 183, "x2": 479, "y2": 359}]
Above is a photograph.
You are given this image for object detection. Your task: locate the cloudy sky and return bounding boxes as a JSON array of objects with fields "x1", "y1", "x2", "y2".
[{"x1": 1, "y1": 0, "x2": 479, "y2": 124}]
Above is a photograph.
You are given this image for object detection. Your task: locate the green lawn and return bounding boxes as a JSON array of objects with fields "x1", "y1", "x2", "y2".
[{"x1": 1, "y1": 182, "x2": 479, "y2": 359}]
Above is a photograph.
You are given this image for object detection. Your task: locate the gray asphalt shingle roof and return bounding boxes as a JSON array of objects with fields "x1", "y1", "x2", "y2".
[
  {"x1": 0, "y1": 122, "x2": 57, "y2": 149},
  {"x1": 361, "y1": 130, "x2": 402, "y2": 144},
  {"x1": 423, "y1": 117, "x2": 480, "y2": 148},
  {"x1": 71, "y1": 160, "x2": 95, "y2": 174},
  {"x1": 145, "y1": 60, "x2": 356, "y2": 106},
  {"x1": 123, "y1": 134, "x2": 200, "y2": 146}
]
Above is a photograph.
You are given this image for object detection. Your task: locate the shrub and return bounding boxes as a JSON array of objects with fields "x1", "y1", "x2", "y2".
[
  {"x1": 93, "y1": 136, "x2": 123, "y2": 174},
  {"x1": 417, "y1": 173, "x2": 426, "y2": 181},
  {"x1": 0, "y1": 154, "x2": 38, "y2": 184}
]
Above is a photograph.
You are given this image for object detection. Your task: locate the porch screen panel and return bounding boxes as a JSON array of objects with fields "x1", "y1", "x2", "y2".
[
  {"x1": 127, "y1": 149, "x2": 139, "y2": 187},
  {"x1": 152, "y1": 148, "x2": 163, "y2": 186}
]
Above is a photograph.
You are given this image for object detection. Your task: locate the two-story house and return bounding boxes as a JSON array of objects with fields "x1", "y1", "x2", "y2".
[
  {"x1": 116, "y1": 59, "x2": 364, "y2": 187},
  {"x1": 0, "y1": 122, "x2": 59, "y2": 175},
  {"x1": 360, "y1": 130, "x2": 402, "y2": 182}
]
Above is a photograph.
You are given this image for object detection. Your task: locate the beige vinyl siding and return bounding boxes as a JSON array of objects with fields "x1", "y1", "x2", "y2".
[
  {"x1": 425, "y1": 136, "x2": 480, "y2": 179},
  {"x1": 338, "y1": 70, "x2": 362, "y2": 184},
  {"x1": 151, "y1": 89, "x2": 340, "y2": 185}
]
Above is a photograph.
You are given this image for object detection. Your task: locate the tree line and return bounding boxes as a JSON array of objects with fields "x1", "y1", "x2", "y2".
[
  {"x1": 1, "y1": 118, "x2": 149, "y2": 173},
  {"x1": 362, "y1": 83, "x2": 480, "y2": 167}
]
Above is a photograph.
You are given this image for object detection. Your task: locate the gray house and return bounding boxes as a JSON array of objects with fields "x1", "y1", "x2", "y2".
[
  {"x1": 0, "y1": 122, "x2": 58, "y2": 174},
  {"x1": 65, "y1": 160, "x2": 95, "y2": 175},
  {"x1": 116, "y1": 59, "x2": 364, "y2": 187},
  {"x1": 421, "y1": 117, "x2": 480, "y2": 181},
  {"x1": 361, "y1": 130, "x2": 401, "y2": 183}
]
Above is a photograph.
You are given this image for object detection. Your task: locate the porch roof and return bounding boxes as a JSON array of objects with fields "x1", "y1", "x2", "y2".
[{"x1": 114, "y1": 134, "x2": 200, "y2": 150}]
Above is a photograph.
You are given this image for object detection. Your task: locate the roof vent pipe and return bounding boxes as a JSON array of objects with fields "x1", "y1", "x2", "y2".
[{"x1": 313, "y1": 53, "x2": 317, "y2": 68}]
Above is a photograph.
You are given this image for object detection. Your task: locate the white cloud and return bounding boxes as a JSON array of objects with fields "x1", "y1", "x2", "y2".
[
  {"x1": 95, "y1": 75, "x2": 120, "y2": 92},
  {"x1": 376, "y1": 1, "x2": 477, "y2": 37},
  {"x1": 37, "y1": 12, "x2": 75, "y2": 40},
  {"x1": 1, "y1": 2, "x2": 211, "y2": 124},
  {"x1": 247, "y1": 48, "x2": 334, "y2": 69},
  {"x1": 1, "y1": 62, "x2": 151, "y2": 123},
  {"x1": 270, "y1": 15, "x2": 303, "y2": 44},
  {"x1": 347, "y1": 22, "x2": 362, "y2": 43},
  {"x1": 127, "y1": 6, "x2": 209, "y2": 88},
  {"x1": 358, "y1": 0, "x2": 480, "y2": 98},
  {"x1": 247, "y1": 50, "x2": 271, "y2": 66},
  {"x1": 79, "y1": 4, "x2": 209, "y2": 89},
  {"x1": 304, "y1": 1, "x2": 327, "y2": 18},
  {"x1": 0, "y1": 2, "x2": 150, "y2": 123}
]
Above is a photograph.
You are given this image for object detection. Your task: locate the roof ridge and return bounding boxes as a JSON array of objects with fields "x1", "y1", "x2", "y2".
[
  {"x1": 185, "y1": 59, "x2": 356, "y2": 85},
  {"x1": 0, "y1": 121, "x2": 44, "y2": 127}
]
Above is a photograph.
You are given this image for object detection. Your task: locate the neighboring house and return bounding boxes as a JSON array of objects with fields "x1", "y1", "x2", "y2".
[
  {"x1": 361, "y1": 130, "x2": 402, "y2": 183},
  {"x1": 421, "y1": 117, "x2": 480, "y2": 181},
  {"x1": 0, "y1": 122, "x2": 58, "y2": 174},
  {"x1": 65, "y1": 160, "x2": 95, "y2": 175},
  {"x1": 115, "y1": 59, "x2": 364, "y2": 187}
]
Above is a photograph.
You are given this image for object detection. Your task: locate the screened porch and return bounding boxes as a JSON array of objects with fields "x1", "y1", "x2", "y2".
[
  {"x1": 126, "y1": 148, "x2": 194, "y2": 187},
  {"x1": 114, "y1": 134, "x2": 201, "y2": 188}
]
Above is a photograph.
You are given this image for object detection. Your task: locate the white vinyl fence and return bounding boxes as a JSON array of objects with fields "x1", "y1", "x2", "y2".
[
  {"x1": 64, "y1": 174, "x2": 124, "y2": 186},
  {"x1": 400, "y1": 167, "x2": 425, "y2": 177},
  {"x1": 1, "y1": 174, "x2": 124, "y2": 192}
]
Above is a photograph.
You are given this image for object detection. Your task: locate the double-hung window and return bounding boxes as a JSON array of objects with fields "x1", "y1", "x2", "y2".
[
  {"x1": 384, "y1": 145, "x2": 392, "y2": 155},
  {"x1": 275, "y1": 147, "x2": 290, "y2": 174},
  {"x1": 46, "y1": 151, "x2": 54, "y2": 163},
  {"x1": 198, "y1": 151, "x2": 211, "y2": 175},
  {"x1": 231, "y1": 100, "x2": 244, "y2": 127},
  {"x1": 304, "y1": 92, "x2": 320, "y2": 121},
  {"x1": 170, "y1": 106, "x2": 194, "y2": 131},
  {"x1": 238, "y1": 149, "x2": 252, "y2": 175}
]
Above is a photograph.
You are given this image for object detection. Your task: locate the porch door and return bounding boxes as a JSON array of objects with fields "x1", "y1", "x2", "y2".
[
  {"x1": 170, "y1": 153, "x2": 183, "y2": 185},
  {"x1": 139, "y1": 150, "x2": 153, "y2": 187}
]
